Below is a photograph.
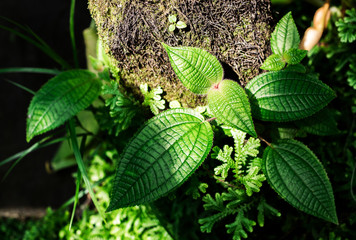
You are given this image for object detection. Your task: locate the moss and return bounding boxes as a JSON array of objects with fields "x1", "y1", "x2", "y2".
[{"x1": 88, "y1": 0, "x2": 273, "y2": 107}]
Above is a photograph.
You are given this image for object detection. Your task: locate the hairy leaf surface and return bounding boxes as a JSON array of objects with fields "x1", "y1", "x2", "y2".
[
  {"x1": 208, "y1": 80, "x2": 257, "y2": 137},
  {"x1": 260, "y1": 54, "x2": 285, "y2": 71},
  {"x1": 245, "y1": 71, "x2": 336, "y2": 122},
  {"x1": 162, "y1": 43, "x2": 223, "y2": 94},
  {"x1": 283, "y1": 48, "x2": 308, "y2": 65},
  {"x1": 26, "y1": 70, "x2": 101, "y2": 141},
  {"x1": 107, "y1": 108, "x2": 213, "y2": 210},
  {"x1": 270, "y1": 12, "x2": 300, "y2": 55},
  {"x1": 263, "y1": 139, "x2": 338, "y2": 224}
]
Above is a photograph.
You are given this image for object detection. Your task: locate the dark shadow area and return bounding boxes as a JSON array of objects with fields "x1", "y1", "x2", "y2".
[{"x1": 0, "y1": 0, "x2": 91, "y2": 208}]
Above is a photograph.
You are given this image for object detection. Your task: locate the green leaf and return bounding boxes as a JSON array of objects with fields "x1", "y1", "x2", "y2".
[
  {"x1": 260, "y1": 54, "x2": 285, "y2": 71},
  {"x1": 107, "y1": 108, "x2": 213, "y2": 210},
  {"x1": 347, "y1": 62, "x2": 356, "y2": 90},
  {"x1": 283, "y1": 48, "x2": 308, "y2": 65},
  {"x1": 262, "y1": 139, "x2": 338, "y2": 224},
  {"x1": 335, "y1": 8, "x2": 356, "y2": 43},
  {"x1": 176, "y1": 21, "x2": 187, "y2": 29},
  {"x1": 270, "y1": 12, "x2": 300, "y2": 55},
  {"x1": 168, "y1": 14, "x2": 177, "y2": 23},
  {"x1": 162, "y1": 44, "x2": 224, "y2": 94},
  {"x1": 208, "y1": 80, "x2": 257, "y2": 137},
  {"x1": 284, "y1": 63, "x2": 306, "y2": 73},
  {"x1": 245, "y1": 71, "x2": 336, "y2": 122},
  {"x1": 26, "y1": 70, "x2": 101, "y2": 142},
  {"x1": 168, "y1": 24, "x2": 176, "y2": 32}
]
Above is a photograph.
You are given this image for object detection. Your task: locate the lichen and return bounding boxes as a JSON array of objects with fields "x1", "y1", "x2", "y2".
[{"x1": 88, "y1": 0, "x2": 273, "y2": 107}]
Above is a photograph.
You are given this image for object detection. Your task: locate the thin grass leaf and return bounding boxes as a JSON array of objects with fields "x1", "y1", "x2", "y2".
[
  {"x1": 1, "y1": 142, "x2": 40, "y2": 182},
  {"x1": 68, "y1": 119, "x2": 106, "y2": 222},
  {"x1": 69, "y1": 0, "x2": 79, "y2": 68},
  {"x1": 69, "y1": 134, "x2": 86, "y2": 230},
  {"x1": 0, "y1": 67, "x2": 61, "y2": 75},
  {"x1": 5, "y1": 79, "x2": 35, "y2": 95},
  {"x1": 69, "y1": 169, "x2": 82, "y2": 230},
  {"x1": 0, "y1": 18, "x2": 70, "y2": 69}
]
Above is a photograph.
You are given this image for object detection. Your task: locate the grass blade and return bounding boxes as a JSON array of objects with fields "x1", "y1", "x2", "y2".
[
  {"x1": 69, "y1": 170, "x2": 82, "y2": 230},
  {"x1": 0, "y1": 18, "x2": 71, "y2": 69},
  {"x1": 5, "y1": 79, "x2": 35, "y2": 95},
  {"x1": 68, "y1": 118, "x2": 105, "y2": 222},
  {"x1": 69, "y1": 0, "x2": 79, "y2": 68},
  {"x1": 0, "y1": 67, "x2": 61, "y2": 75}
]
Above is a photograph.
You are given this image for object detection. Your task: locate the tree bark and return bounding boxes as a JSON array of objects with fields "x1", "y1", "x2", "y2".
[{"x1": 88, "y1": 0, "x2": 273, "y2": 107}]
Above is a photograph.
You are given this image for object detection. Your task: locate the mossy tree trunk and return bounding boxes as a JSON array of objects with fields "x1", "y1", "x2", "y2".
[{"x1": 88, "y1": 0, "x2": 273, "y2": 107}]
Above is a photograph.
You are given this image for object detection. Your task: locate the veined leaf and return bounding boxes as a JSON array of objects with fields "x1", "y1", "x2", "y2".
[
  {"x1": 283, "y1": 48, "x2": 308, "y2": 65},
  {"x1": 107, "y1": 108, "x2": 213, "y2": 210},
  {"x1": 162, "y1": 43, "x2": 223, "y2": 94},
  {"x1": 245, "y1": 71, "x2": 336, "y2": 122},
  {"x1": 26, "y1": 70, "x2": 101, "y2": 142},
  {"x1": 271, "y1": 12, "x2": 300, "y2": 55},
  {"x1": 208, "y1": 80, "x2": 257, "y2": 137},
  {"x1": 260, "y1": 54, "x2": 285, "y2": 71},
  {"x1": 263, "y1": 139, "x2": 338, "y2": 224},
  {"x1": 284, "y1": 63, "x2": 306, "y2": 73}
]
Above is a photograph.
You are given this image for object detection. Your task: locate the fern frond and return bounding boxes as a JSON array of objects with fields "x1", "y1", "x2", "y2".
[
  {"x1": 225, "y1": 210, "x2": 256, "y2": 240},
  {"x1": 100, "y1": 81, "x2": 141, "y2": 136},
  {"x1": 336, "y1": 8, "x2": 356, "y2": 43},
  {"x1": 199, "y1": 211, "x2": 228, "y2": 233},
  {"x1": 222, "y1": 188, "x2": 246, "y2": 209},
  {"x1": 140, "y1": 83, "x2": 166, "y2": 115},
  {"x1": 213, "y1": 145, "x2": 234, "y2": 179},
  {"x1": 239, "y1": 166, "x2": 266, "y2": 196},
  {"x1": 202, "y1": 193, "x2": 225, "y2": 211},
  {"x1": 347, "y1": 62, "x2": 356, "y2": 90}
]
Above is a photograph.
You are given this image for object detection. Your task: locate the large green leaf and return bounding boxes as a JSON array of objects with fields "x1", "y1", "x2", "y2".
[
  {"x1": 270, "y1": 12, "x2": 300, "y2": 55},
  {"x1": 245, "y1": 71, "x2": 336, "y2": 122},
  {"x1": 262, "y1": 139, "x2": 338, "y2": 224},
  {"x1": 26, "y1": 70, "x2": 101, "y2": 142},
  {"x1": 107, "y1": 108, "x2": 213, "y2": 210},
  {"x1": 162, "y1": 43, "x2": 223, "y2": 94},
  {"x1": 207, "y1": 80, "x2": 257, "y2": 137}
]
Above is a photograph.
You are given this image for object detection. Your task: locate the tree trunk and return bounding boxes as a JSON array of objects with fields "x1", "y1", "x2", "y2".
[{"x1": 88, "y1": 0, "x2": 273, "y2": 107}]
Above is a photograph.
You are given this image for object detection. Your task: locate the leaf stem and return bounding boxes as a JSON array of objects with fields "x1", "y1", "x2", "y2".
[{"x1": 258, "y1": 136, "x2": 271, "y2": 147}]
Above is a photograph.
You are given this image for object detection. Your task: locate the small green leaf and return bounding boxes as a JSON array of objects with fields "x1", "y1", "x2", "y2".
[
  {"x1": 168, "y1": 24, "x2": 176, "y2": 32},
  {"x1": 26, "y1": 70, "x2": 101, "y2": 142},
  {"x1": 168, "y1": 14, "x2": 177, "y2": 23},
  {"x1": 283, "y1": 48, "x2": 308, "y2": 65},
  {"x1": 107, "y1": 108, "x2": 213, "y2": 210},
  {"x1": 176, "y1": 21, "x2": 187, "y2": 29},
  {"x1": 245, "y1": 71, "x2": 336, "y2": 122},
  {"x1": 284, "y1": 63, "x2": 306, "y2": 73},
  {"x1": 263, "y1": 139, "x2": 338, "y2": 224},
  {"x1": 260, "y1": 54, "x2": 285, "y2": 71},
  {"x1": 208, "y1": 80, "x2": 257, "y2": 137},
  {"x1": 271, "y1": 12, "x2": 300, "y2": 55},
  {"x1": 162, "y1": 43, "x2": 224, "y2": 94}
]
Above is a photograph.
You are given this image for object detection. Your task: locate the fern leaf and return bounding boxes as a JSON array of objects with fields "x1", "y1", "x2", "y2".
[
  {"x1": 202, "y1": 193, "x2": 225, "y2": 212},
  {"x1": 347, "y1": 62, "x2": 356, "y2": 90},
  {"x1": 226, "y1": 210, "x2": 256, "y2": 240},
  {"x1": 199, "y1": 211, "x2": 228, "y2": 233},
  {"x1": 141, "y1": 83, "x2": 166, "y2": 115},
  {"x1": 336, "y1": 8, "x2": 356, "y2": 43},
  {"x1": 222, "y1": 188, "x2": 246, "y2": 209},
  {"x1": 213, "y1": 145, "x2": 234, "y2": 179}
]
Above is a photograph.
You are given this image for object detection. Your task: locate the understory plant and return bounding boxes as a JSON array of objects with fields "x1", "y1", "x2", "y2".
[{"x1": 2, "y1": 3, "x2": 354, "y2": 239}]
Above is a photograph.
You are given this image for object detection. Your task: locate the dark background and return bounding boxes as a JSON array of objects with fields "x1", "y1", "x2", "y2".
[{"x1": 0, "y1": 1, "x2": 91, "y2": 208}]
